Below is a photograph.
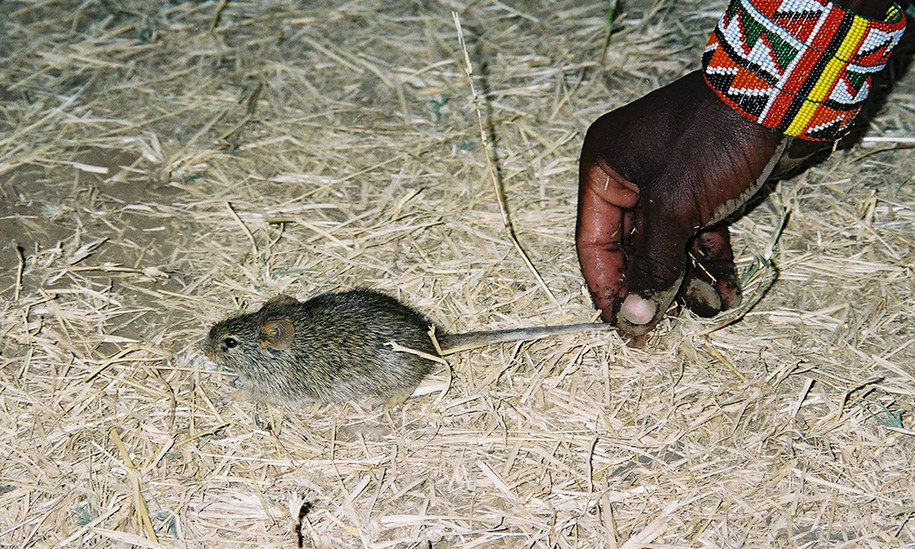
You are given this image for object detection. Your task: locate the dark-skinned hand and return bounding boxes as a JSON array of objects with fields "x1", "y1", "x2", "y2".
[
  {"x1": 576, "y1": 0, "x2": 895, "y2": 344},
  {"x1": 576, "y1": 70, "x2": 821, "y2": 344}
]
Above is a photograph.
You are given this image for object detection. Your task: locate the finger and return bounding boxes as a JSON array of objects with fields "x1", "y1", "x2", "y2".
[
  {"x1": 617, "y1": 197, "x2": 693, "y2": 336},
  {"x1": 575, "y1": 160, "x2": 639, "y2": 322},
  {"x1": 689, "y1": 222, "x2": 742, "y2": 311}
]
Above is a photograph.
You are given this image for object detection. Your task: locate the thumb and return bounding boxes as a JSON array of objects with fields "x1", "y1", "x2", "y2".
[{"x1": 616, "y1": 198, "x2": 694, "y2": 336}]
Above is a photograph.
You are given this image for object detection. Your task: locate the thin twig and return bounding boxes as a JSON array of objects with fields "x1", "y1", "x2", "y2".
[
  {"x1": 599, "y1": 0, "x2": 620, "y2": 64},
  {"x1": 14, "y1": 242, "x2": 25, "y2": 302},
  {"x1": 109, "y1": 427, "x2": 159, "y2": 544},
  {"x1": 385, "y1": 339, "x2": 448, "y2": 366},
  {"x1": 226, "y1": 201, "x2": 259, "y2": 257},
  {"x1": 210, "y1": 0, "x2": 230, "y2": 31},
  {"x1": 452, "y1": 12, "x2": 561, "y2": 311}
]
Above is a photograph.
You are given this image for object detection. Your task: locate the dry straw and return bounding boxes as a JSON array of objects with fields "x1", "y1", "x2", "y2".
[{"x1": 1, "y1": 1, "x2": 913, "y2": 548}]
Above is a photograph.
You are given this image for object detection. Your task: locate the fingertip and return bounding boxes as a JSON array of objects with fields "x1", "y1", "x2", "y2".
[{"x1": 681, "y1": 278, "x2": 722, "y2": 318}]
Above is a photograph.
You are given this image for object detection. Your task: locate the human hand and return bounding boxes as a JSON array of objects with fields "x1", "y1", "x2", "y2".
[{"x1": 576, "y1": 70, "x2": 789, "y2": 342}]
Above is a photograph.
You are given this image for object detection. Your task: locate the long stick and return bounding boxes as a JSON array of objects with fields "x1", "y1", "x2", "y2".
[{"x1": 452, "y1": 12, "x2": 561, "y2": 310}]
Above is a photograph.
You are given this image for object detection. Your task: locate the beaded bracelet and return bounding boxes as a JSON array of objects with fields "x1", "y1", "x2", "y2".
[{"x1": 702, "y1": 0, "x2": 906, "y2": 141}]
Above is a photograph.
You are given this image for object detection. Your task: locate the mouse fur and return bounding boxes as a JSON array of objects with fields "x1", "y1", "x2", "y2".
[{"x1": 202, "y1": 289, "x2": 440, "y2": 404}]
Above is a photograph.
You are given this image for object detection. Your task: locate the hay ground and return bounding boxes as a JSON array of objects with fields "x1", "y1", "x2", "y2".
[{"x1": 1, "y1": 1, "x2": 914, "y2": 547}]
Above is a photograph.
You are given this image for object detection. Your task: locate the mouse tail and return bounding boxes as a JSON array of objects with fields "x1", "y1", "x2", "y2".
[{"x1": 437, "y1": 322, "x2": 613, "y2": 355}]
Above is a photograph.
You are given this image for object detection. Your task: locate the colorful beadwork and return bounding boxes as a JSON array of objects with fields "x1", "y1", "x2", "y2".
[{"x1": 702, "y1": 0, "x2": 906, "y2": 141}]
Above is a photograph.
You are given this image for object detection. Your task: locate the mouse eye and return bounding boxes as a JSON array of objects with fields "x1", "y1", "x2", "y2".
[{"x1": 223, "y1": 337, "x2": 239, "y2": 349}]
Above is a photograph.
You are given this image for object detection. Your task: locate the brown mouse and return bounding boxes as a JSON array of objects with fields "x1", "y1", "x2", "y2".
[{"x1": 202, "y1": 288, "x2": 612, "y2": 405}]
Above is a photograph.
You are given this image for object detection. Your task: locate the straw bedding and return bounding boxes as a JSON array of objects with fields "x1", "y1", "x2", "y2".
[{"x1": 1, "y1": 1, "x2": 913, "y2": 547}]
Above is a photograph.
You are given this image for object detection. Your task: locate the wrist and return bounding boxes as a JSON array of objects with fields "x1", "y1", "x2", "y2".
[{"x1": 702, "y1": 0, "x2": 906, "y2": 141}]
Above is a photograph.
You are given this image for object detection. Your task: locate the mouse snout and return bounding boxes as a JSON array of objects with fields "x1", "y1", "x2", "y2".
[{"x1": 199, "y1": 337, "x2": 220, "y2": 361}]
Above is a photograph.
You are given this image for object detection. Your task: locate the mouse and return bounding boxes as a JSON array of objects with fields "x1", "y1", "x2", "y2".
[{"x1": 202, "y1": 288, "x2": 613, "y2": 405}]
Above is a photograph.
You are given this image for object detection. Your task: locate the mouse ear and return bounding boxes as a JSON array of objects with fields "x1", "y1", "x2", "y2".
[
  {"x1": 263, "y1": 294, "x2": 299, "y2": 308},
  {"x1": 259, "y1": 319, "x2": 296, "y2": 351}
]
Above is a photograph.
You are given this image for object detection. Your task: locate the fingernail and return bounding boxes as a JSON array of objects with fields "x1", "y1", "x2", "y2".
[{"x1": 620, "y1": 294, "x2": 656, "y2": 325}]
